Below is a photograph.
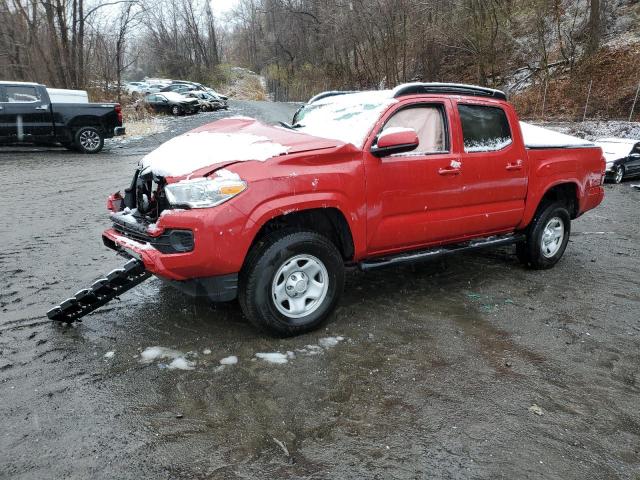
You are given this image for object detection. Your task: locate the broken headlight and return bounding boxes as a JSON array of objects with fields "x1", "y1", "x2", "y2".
[{"x1": 164, "y1": 177, "x2": 247, "y2": 209}]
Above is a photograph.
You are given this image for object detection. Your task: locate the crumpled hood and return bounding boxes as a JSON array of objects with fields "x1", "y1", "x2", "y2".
[{"x1": 139, "y1": 116, "x2": 345, "y2": 179}]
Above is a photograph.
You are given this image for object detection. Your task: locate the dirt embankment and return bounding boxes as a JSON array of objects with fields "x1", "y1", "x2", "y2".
[{"x1": 512, "y1": 43, "x2": 640, "y2": 122}]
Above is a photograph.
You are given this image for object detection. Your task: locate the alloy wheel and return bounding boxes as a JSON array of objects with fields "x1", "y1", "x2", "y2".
[{"x1": 79, "y1": 130, "x2": 101, "y2": 151}]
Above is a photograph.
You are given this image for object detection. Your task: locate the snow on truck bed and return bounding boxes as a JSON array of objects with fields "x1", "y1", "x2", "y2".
[{"x1": 519, "y1": 122, "x2": 594, "y2": 149}]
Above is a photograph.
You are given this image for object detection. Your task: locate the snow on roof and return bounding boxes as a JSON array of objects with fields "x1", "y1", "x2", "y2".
[
  {"x1": 519, "y1": 122, "x2": 594, "y2": 149},
  {"x1": 140, "y1": 131, "x2": 290, "y2": 177},
  {"x1": 595, "y1": 137, "x2": 638, "y2": 162},
  {"x1": 0, "y1": 80, "x2": 40, "y2": 86},
  {"x1": 296, "y1": 91, "x2": 396, "y2": 147}
]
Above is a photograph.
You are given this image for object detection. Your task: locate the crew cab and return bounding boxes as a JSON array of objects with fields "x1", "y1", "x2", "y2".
[
  {"x1": 0, "y1": 81, "x2": 124, "y2": 153},
  {"x1": 102, "y1": 83, "x2": 605, "y2": 336}
]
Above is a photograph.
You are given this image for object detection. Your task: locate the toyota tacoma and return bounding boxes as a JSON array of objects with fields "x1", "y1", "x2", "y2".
[{"x1": 50, "y1": 83, "x2": 605, "y2": 335}]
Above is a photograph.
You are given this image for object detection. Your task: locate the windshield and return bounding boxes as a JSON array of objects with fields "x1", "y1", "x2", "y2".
[{"x1": 295, "y1": 91, "x2": 395, "y2": 148}]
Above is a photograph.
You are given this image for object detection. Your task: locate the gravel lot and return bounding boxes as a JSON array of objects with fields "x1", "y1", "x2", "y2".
[{"x1": 1, "y1": 103, "x2": 639, "y2": 479}]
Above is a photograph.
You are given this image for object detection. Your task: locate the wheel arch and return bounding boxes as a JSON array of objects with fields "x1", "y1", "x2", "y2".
[
  {"x1": 539, "y1": 182, "x2": 580, "y2": 218},
  {"x1": 521, "y1": 181, "x2": 580, "y2": 229},
  {"x1": 245, "y1": 206, "x2": 356, "y2": 263}
]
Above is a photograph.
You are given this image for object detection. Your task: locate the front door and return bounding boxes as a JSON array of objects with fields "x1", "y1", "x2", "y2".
[
  {"x1": 1, "y1": 84, "x2": 53, "y2": 142},
  {"x1": 364, "y1": 99, "x2": 473, "y2": 255}
]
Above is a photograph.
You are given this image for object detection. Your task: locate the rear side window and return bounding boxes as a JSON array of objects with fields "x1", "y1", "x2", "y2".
[
  {"x1": 6, "y1": 85, "x2": 40, "y2": 103},
  {"x1": 458, "y1": 104, "x2": 512, "y2": 153}
]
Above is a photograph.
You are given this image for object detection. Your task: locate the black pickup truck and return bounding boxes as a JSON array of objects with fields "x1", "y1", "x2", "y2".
[{"x1": 0, "y1": 81, "x2": 125, "y2": 153}]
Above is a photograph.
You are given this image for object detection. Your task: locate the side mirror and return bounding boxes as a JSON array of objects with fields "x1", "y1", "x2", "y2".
[{"x1": 371, "y1": 128, "x2": 419, "y2": 157}]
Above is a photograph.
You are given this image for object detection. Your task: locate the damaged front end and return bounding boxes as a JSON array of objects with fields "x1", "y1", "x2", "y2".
[{"x1": 105, "y1": 168, "x2": 194, "y2": 256}]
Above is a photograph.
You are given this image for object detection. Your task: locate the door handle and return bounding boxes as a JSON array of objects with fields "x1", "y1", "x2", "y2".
[
  {"x1": 438, "y1": 167, "x2": 461, "y2": 176},
  {"x1": 35, "y1": 105, "x2": 49, "y2": 111},
  {"x1": 506, "y1": 160, "x2": 523, "y2": 171}
]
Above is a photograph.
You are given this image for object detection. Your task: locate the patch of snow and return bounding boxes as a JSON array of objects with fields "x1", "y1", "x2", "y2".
[
  {"x1": 112, "y1": 233, "x2": 154, "y2": 251},
  {"x1": 215, "y1": 168, "x2": 242, "y2": 181},
  {"x1": 297, "y1": 91, "x2": 396, "y2": 147},
  {"x1": 159, "y1": 208, "x2": 186, "y2": 218},
  {"x1": 318, "y1": 336, "x2": 345, "y2": 348},
  {"x1": 379, "y1": 126, "x2": 415, "y2": 137},
  {"x1": 140, "y1": 346, "x2": 183, "y2": 362},
  {"x1": 226, "y1": 115, "x2": 255, "y2": 121},
  {"x1": 168, "y1": 357, "x2": 195, "y2": 370},
  {"x1": 202, "y1": 349, "x2": 212, "y2": 355},
  {"x1": 465, "y1": 137, "x2": 513, "y2": 152},
  {"x1": 519, "y1": 122, "x2": 594, "y2": 149},
  {"x1": 140, "y1": 131, "x2": 290, "y2": 177},
  {"x1": 255, "y1": 352, "x2": 289, "y2": 364},
  {"x1": 219, "y1": 355, "x2": 238, "y2": 365},
  {"x1": 104, "y1": 351, "x2": 115, "y2": 359}
]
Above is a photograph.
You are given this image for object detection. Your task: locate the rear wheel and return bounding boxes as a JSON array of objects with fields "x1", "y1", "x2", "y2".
[
  {"x1": 517, "y1": 201, "x2": 571, "y2": 269},
  {"x1": 239, "y1": 229, "x2": 345, "y2": 336},
  {"x1": 74, "y1": 127, "x2": 104, "y2": 154},
  {"x1": 613, "y1": 165, "x2": 625, "y2": 184}
]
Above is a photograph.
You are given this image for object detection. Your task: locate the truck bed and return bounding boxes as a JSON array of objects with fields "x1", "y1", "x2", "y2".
[{"x1": 520, "y1": 122, "x2": 594, "y2": 149}]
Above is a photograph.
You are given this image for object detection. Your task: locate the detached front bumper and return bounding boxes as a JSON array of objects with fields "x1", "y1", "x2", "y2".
[{"x1": 102, "y1": 228, "x2": 238, "y2": 301}]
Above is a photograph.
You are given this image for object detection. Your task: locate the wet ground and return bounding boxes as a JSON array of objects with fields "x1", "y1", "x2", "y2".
[{"x1": 1, "y1": 104, "x2": 639, "y2": 479}]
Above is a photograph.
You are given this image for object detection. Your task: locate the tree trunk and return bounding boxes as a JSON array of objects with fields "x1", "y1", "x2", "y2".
[{"x1": 588, "y1": 0, "x2": 601, "y2": 54}]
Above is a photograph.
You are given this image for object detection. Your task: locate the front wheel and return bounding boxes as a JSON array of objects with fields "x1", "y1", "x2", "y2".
[
  {"x1": 612, "y1": 165, "x2": 625, "y2": 184},
  {"x1": 74, "y1": 127, "x2": 104, "y2": 154},
  {"x1": 239, "y1": 230, "x2": 345, "y2": 336},
  {"x1": 171, "y1": 105, "x2": 181, "y2": 116},
  {"x1": 517, "y1": 202, "x2": 571, "y2": 269}
]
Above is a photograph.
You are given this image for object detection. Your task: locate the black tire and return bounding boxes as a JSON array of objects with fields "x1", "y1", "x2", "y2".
[
  {"x1": 239, "y1": 229, "x2": 345, "y2": 336},
  {"x1": 74, "y1": 127, "x2": 104, "y2": 154},
  {"x1": 171, "y1": 105, "x2": 181, "y2": 116},
  {"x1": 516, "y1": 201, "x2": 571, "y2": 269},
  {"x1": 612, "y1": 165, "x2": 625, "y2": 184}
]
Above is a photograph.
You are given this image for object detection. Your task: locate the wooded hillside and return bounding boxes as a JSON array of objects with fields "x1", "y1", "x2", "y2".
[
  {"x1": 1, "y1": 0, "x2": 639, "y2": 120},
  {"x1": 224, "y1": 0, "x2": 640, "y2": 119}
]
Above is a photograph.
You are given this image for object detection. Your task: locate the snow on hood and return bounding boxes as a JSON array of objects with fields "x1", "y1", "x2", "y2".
[
  {"x1": 595, "y1": 138, "x2": 638, "y2": 163},
  {"x1": 139, "y1": 118, "x2": 346, "y2": 178},
  {"x1": 140, "y1": 131, "x2": 290, "y2": 177},
  {"x1": 520, "y1": 122, "x2": 595, "y2": 149}
]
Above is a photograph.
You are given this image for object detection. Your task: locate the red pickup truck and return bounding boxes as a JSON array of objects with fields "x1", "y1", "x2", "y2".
[{"x1": 94, "y1": 83, "x2": 604, "y2": 335}]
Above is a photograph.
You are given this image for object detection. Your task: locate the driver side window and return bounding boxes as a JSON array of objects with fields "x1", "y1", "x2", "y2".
[{"x1": 382, "y1": 105, "x2": 447, "y2": 154}]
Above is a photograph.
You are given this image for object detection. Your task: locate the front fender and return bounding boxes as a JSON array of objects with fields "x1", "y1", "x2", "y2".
[{"x1": 241, "y1": 191, "x2": 366, "y2": 259}]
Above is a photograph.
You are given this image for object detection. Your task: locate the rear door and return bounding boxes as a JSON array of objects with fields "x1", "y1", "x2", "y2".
[
  {"x1": 1, "y1": 84, "x2": 53, "y2": 142},
  {"x1": 453, "y1": 101, "x2": 528, "y2": 235}
]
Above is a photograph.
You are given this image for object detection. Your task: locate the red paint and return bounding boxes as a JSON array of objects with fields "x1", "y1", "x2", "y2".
[
  {"x1": 106, "y1": 192, "x2": 123, "y2": 213},
  {"x1": 104, "y1": 94, "x2": 604, "y2": 281}
]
